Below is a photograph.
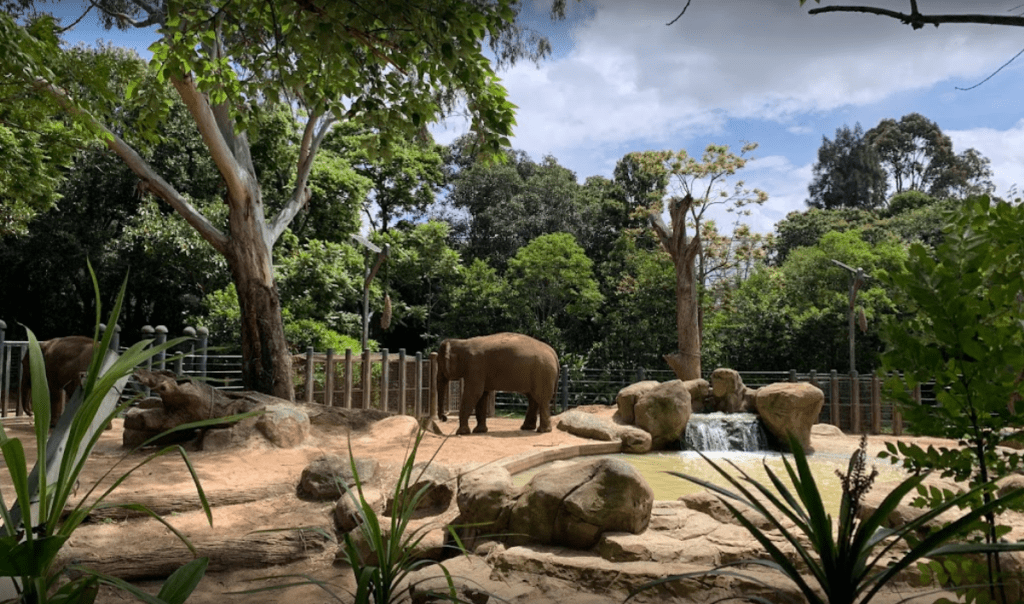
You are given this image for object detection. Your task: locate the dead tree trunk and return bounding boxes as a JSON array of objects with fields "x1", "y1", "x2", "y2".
[{"x1": 650, "y1": 194, "x2": 702, "y2": 381}]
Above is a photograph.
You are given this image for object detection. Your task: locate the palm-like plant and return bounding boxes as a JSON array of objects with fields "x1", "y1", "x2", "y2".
[
  {"x1": 629, "y1": 435, "x2": 1024, "y2": 604},
  {"x1": 0, "y1": 270, "x2": 231, "y2": 603}
]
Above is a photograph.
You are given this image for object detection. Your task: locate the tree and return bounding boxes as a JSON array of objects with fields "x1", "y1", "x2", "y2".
[
  {"x1": 807, "y1": 123, "x2": 887, "y2": 211},
  {"x1": 505, "y1": 232, "x2": 604, "y2": 353},
  {"x1": 880, "y1": 197, "x2": 1024, "y2": 604},
  {"x1": 326, "y1": 125, "x2": 446, "y2": 234},
  {"x1": 635, "y1": 143, "x2": 767, "y2": 380},
  {"x1": 770, "y1": 207, "x2": 877, "y2": 264},
  {"x1": 3, "y1": 1, "x2": 556, "y2": 398},
  {"x1": 865, "y1": 113, "x2": 957, "y2": 197}
]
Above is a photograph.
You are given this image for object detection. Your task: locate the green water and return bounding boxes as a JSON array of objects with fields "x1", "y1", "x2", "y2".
[{"x1": 513, "y1": 451, "x2": 906, "y2": 517}]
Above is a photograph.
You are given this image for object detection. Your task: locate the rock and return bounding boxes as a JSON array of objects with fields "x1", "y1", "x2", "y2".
[
  {"x1": 634, "y1": 380, "x2": 692, "y2": 450},
  {"x1": 557, "y1": 409, "x2": 619, "y2": 441},
  {"x1": 555, "y1": 409, "x2": 652, "y2": 453},
  {"x1": 678, "y1": 491, "x2": 775, "y2": 531},
  {"x1": 614, "y1": 381, "x2": 659, "y2": 424},
  {"x1": 754, "y1": 382, "x2": 824, "y2": 450},
  {"x1": 356, "y1": 414, "x2": 420, "y2": 444},
  {"x1": 298, "y1": 455, "x2": 380, "y2": 501},
  {"x1": 197, "y1": 420, "x2": 257, "y2": 451},
  {"x1": 811, "y1": 423, "x2": 845, "y2": 438},
  {"x1": 387, "y1": 461, "x2": 454, "y2": 514},
  {"x1": 998, "y1": 474, "x2": 1024, "y2": 499},
  {"x1": 709, "y1": 368, "x2": 747, "y2": 413},
  {"x1": 508, "y1": 458, "x2": 653, "y2": 549},
  {"x1": 457, "y1": 466, "x2": 517, "y2": 530},
  {"x1": 618, "y1": 425, "x2": 653, "y2": 454},
  {"x1": 255, "y1": 403, "x2": 310, "y2": 448},
  {"x1": 682, "y1": 379, "x2": 711, "y2": 413},
  {"x1": 334, "y1": 487, "x2": 385, "y2": 533}
]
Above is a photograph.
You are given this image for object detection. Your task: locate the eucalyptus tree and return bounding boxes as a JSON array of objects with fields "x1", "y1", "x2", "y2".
[
  {"x1": 633, "y1": 143, "x2": 767, "y2": 380},
  {"x1": 807, "y1": 123, "x2": 887, "y2": 211},
  {"x1": 2, "y1": 1, "x2": 558, "y2": 397}
]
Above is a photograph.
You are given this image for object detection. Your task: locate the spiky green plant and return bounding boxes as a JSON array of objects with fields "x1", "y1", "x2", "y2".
[
  {"x1": 0, "y1": 268, "x2": 240, "y2": 603},
  {"x1": 629, "y1": 435, "x2": 1024, "y2": 604}
]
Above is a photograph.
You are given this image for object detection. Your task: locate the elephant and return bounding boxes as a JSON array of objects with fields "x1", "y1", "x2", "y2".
[
  {"x1": 19, "y1": 336, "x2": 99, "y2": 427},
  {"x1": 435, "y1": 332, "x2": 559, "y2": 435}
]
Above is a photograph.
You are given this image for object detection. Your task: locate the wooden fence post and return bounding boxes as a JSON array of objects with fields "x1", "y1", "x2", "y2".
[
  {"x1": 429, "y1": 352, "x2": 438, "y2": 420},
  {"x1": 830, "y1": 370, "x2": 839, "y2": 430},
  {"x1": 415, "y1": 352, "x2": 423, "y2": 417},
  {"x1": 850, "y1": 370, "x2": 860, "y2": 434},
  {"x1": 362, "y1": 349, "x2": 372, "y2": 410},
  {"x1": 381, "y1": 349, "x2": 390, "y2": 413},
  {"x1": 304, "y1": 346, "x2": 314, "y2": 403},
  {"x1": 871, "y1": 370, "x2": 882, "y2": 434},
  {"x1": 398, "y1": 349, "x2": 407, "y2": 415},
  {"x1": 325, "y1": 348, "x2": 335, "y2": 407},
  {"x1": 343, "y1": 349, "x2": 353, "y2": 409}
]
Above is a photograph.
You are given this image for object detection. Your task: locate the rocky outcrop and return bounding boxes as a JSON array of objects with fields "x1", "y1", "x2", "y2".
[
  {"x1": 614, "y1": 381, "x2": 660, "y2": 424},
  {"x1": 557, "y1": 408, "x2": 652, "y2": 453},
  {"x1": 386, "y1": 461, "x2": 455, "y2": 514},
  {"x1": 754, "y1": 382, "x2": 824, "y2": 450},
  {"x1": 708, "y1": 368, "x2": 749, "y2": 413},
  {"x1": 507, "y1": 458, "x2": 653, "y2": 549},
  {"x1": 681, "y1": 379, "x2": 711, "y2": 413},
  {"x1": 634, "y1": 380, "x2": 692, "y2": 450},
  {"x1": 298, "y1": 455, "x2": 380, "y2": 501}
]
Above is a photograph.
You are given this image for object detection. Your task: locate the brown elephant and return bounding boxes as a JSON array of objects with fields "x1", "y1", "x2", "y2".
[
  {"x1": 436, "y1": 333, "x2": 559, "y2": 435},
  {"x1": 19, "y1": 336, "x2": 99, "y2": 427}
]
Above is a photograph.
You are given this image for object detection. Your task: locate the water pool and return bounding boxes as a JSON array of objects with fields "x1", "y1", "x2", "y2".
[{"x1": 513, "y1": 450, "x2": 906, "y2": 517}]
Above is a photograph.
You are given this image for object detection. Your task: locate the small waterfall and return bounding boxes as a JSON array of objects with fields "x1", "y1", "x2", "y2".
[{"x1": 683, "y1": 412, "x2": 769, "y2": 452}]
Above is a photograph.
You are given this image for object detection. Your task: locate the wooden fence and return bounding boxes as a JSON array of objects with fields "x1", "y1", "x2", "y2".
[{"x1": 1, "y1": 321, "x2": 919, "y2": 435}]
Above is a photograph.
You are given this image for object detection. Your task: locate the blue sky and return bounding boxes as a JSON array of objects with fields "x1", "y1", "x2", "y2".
[
  {"x1": 432, "y1": 0, "x2": 1024, "y2": 232},
  {"x1": 54, "y1": 0, "x2": 1024, "y2": 234}
]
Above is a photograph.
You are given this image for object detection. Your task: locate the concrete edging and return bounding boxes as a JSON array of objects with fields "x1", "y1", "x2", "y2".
[{"x1": 500, "y1": 440, "x2": 623, "y2": 476}]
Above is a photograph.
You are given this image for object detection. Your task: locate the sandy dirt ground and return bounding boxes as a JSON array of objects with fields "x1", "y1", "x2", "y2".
[{"x1": 0, "y1": 407, "x2": 980, "y2": 603}]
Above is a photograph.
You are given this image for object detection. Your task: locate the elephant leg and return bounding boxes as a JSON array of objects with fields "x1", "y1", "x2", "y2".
[
  {"x1": 529, "y1": 395, "x2": 552, "y2": 433},
  {"x1": 472, "y1": 391, "x2": 491, "y2": 434},
  {"x1": 457, "y1": 383, "x2": 484, "y2": 435},
  {"x1": 520, "y1": 398, "x2": 537, "y2": 431}
]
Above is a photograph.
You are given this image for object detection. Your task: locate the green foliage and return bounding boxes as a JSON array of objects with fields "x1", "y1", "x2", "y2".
[
  {"x1": 506, "y1": 232, "x2": 604, "y2": 352},
  {"x1": 879, "y1": 196, "x2": 1024, "y2": 603},
  {"x1": 807, "y1": 123, "x2": 888, "y2": 211},
  {"x1": 631, "y1": 435, "x2": 1024, "y2": 604},
  {"x1": 439, "y1": 258, "x2": 513, "y2": 341},
  {"x1": 0, "y1": 269, "x2": 213, "y2": 603},
  {"x1": 770, "y1": 207, "x2": 878, "y2": 265},
  {"x1": 337, "y1": 430, "x2": 460, "y2": 603}
]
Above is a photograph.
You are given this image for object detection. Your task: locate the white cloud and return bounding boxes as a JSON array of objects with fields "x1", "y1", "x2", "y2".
[{"x1": 948, "y1": 119, "x2": 1024, "y2": 197}]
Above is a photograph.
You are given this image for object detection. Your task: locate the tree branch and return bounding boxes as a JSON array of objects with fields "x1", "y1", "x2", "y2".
[
  {"x1": 268, "y1": 113, "x2": 334, "y2": 244},
  {"x1": 807, "y1": 5, "x2": 1024, "y2": 29},
  {"x1": 33, "y1": 77, "x2": 229, "y2": 255},
  {"x1": 171, "y1": 74, "x2": 253, "y2": 209}
]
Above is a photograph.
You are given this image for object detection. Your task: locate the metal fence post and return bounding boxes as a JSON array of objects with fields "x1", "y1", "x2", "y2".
[
  {"x1": 636, "y1": 366, "x2": 646, "y2": 382},
  {"x1": 361, "y1": 349, "x2": 372, "y2": 410},
  {"x1": 344, "y1": 349, "x2": 353, "y2": 409},
  {"x1": 183, "y1": 327, "x2": 196, "y2": 374},
  {"x1": 197, "y1": 327, "x2": 209, "y2": 378},
  {"x1": 560, "y1": 365, "x2": 569, "y2": 412},
  {"x1": 429, "y1": 352, "x2": 438, "y2": 420},
  {"x1": 789, "y1": 369, "x2": 797, "y2": 383},
  {"x1": 154, "y1": 325, "x2": 168, "y2": 370},
  {"x1": 871, "y1": 370, "x2": 882, "y2": 434}
]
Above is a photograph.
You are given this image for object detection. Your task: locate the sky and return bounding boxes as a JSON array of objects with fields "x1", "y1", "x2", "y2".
[
  {"x1": 431, "y1": 0, "x2": 1024, "y2": 233},
  {"x1": 55, "y1": 0, "x2": 1024, "y2": 234}
]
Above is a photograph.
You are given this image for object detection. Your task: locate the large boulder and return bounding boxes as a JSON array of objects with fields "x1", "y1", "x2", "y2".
[
  {"x1": 614, "y1": 381, "x2": 659, "y2": 424},
  {"x1": 634, "y1": 380, "x2": 692, "y2": 450},
  {"x1": 754, "y1": 382, "x2": 824, "y2": 450},
  {"x1": 557, "y1": 409, "x2": 652, "y2": 453},
  {"x1": 298, "y1": 455, "x2": 380, "y2": 501},
  {"x1": 709, "y1": 368, "x2": 748, "y2": 413},
  {"x1": 681, "y1": 379, "x2": 711, "y2": 413},
  {"x1": 255, "y1": 403, "x2": 310, "y2": 448},
  {"x1": 386, "y1": 461, "x2": 454, "y2": 514},
  {"x1": 507, "y1": 458, "x2": 653, "y2": 549}
]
